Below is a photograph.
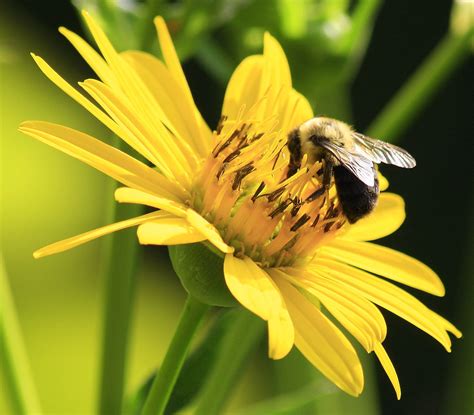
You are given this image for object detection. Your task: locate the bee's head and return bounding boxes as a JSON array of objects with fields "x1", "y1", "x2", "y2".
[{"x1": 298, "y1": 117, "x2": 350, "y2": 144}]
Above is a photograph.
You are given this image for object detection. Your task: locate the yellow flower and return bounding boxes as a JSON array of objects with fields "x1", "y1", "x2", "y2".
[{"x1": 20, "y1": 11, "x2": 460, "y2": 399}]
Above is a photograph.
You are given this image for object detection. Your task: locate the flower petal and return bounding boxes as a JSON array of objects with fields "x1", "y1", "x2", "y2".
[
  {"x1": 224, "y1": 255, "x2": 294, "y2": 359},
  {"x1": 313, "y1": 259, "x2": 453, "y2": 351},
  {"x1": 276, "y1": 268, "x2": 386, "y2": 352},
  {"x1": 58, "y1": 26, "x2": 118, "y2": 87},
  {"x1": 82, "y1": 11, "x2": 196, "y2": 185},
  {"x1": 137, "y1": 217, "x2": 206, "y2": 245},
  {"x1": 19, "y1": 121, "x2": 186, "y2": 201},
  {"x1": 79, "y1": 78, "x2": 191, "y2": 182},
  {"x1": 121, "y1": 50, "x2": 206, "y2": 163},
  {"x1": 29, "y1": 53, "x2": 157, "y2": 163},
  {"x1": 154, "y1": 16, "x2": 211, "y2": 157},
  {"x1": 272, "y1": 274, "x2": 364, "y2": 396},
  {"x1": 114, "y1": 187, "x2": 187, "y2": 217},
  {"x1": 342, "y1": 193, "x2": 406, "y2": 241},
  {"x1": 374, "y1": 343, "x2": 401, "y2": 400},
  {"x1": 186, "y1": 210, "x2": 234, "y2": 254},
  {"x1": 222, "y1": 55, "x2": 264, "y2": 120},
  {"x1": 378, "y1": 170, "x2": 389, "y2": 191},
  {"x1": 320, "y1": 239, "x2": 445, "y2": 296},
  {"x1": 34, "y1": 211, "x2": 166, "y2": 258}
]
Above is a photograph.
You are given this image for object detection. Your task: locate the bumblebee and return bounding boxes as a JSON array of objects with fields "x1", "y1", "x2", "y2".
[{"x1": 287, "y1": 117, "x2": 416, "y2": 223}]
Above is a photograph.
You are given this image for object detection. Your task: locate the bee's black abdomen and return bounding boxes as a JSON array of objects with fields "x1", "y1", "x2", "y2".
[{"x1": 334, "y1": 166, "x2": 379, "y2": 223}]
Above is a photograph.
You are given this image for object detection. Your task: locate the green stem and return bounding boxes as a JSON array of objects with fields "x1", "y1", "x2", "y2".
[
  {"x1": 195, "y1": 311, "x2": 265, "y2": 415},
  {"x1": 367, "y1": 29, "x2": 474, "y2": 140},
  {"x1": 97, "y1": 192, "x2": 142, "y2": 415},
  {"x1": 141, "y1": 295, "x2": 209, "y2": 415},
  {"x1": 0, "y1": 254, "x2": 41, "y2": 414}
]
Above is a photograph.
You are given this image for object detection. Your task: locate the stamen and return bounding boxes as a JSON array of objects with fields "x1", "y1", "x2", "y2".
[
  {"x1": 269, "y1": 198, "x2": 292, "y2": 218},
  {"x1": 290, "y1": 214, "x2": 311, "y2": 232},
  {"x1": 267, "y1": 187, "x2": 285, "y2": 202},
  {"x1": 251, "y1": 182, "x2": 266, "y2": 201},
  {"x1": 215, "y1": 115, "x2": 228, "y2": 135},
  {"x1": 232, "y1": 163, "x2": 255, "y2": 190}
]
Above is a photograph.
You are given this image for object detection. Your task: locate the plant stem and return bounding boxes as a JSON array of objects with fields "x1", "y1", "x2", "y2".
[
  {"x1": 97, "y1": 190, "x2": 142, "y2": 415},
  {"x1": 0, "y1": 254, "x2": 41, "y2": 414},
  {"x1": 367, "y1": 28, "x2": 474, "y2": 140},
  {"x1": 195, "y1": 311, "x2": 265, "y2": 415},
  {"x1": 141, "y1": 295, "x2": 209, "y2": 415}
]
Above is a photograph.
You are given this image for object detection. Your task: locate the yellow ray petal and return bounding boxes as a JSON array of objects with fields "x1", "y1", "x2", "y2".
[
  {"x1": 263, "y1": 32, "x2": 292, "y2": 89},
  {"x1": 313, "y1": 259, "x2": 453, "y2": 351},
  {"x1": 374, "y1": 343, "x2": 401, "y2": 400},
  {"x1": 320, "y1": 239, "x2": 445, "y2": 296},
  {"x1": 121, "y1": 50, "x2": 205, "y2": 164},
  {"x1": 222, "y1": 55, "x2": 264, "y2": 120},
  {"x1": 224, "y1": 255, "x2": 294, "y2": 359},
  {"x1": 378, "y1": 170, "x2": 389, "y2": 191},
  {"x1": 19, "y1": 121, "x2": 186, "y2": 201},
  {"x1": 58, "y1": 26, "x2": 117, "y2": 87},
  {"x1": 273, "y1": 274, "x2": 364, "y2": 396},
  {"x1": 80, "y1": 78, "x2": 191, "y2": 181},
  {"x1": 428, "y1": 311, "x2": 462, "y2": 339},
  {"x1": 114, "y1": 187, "x2": 187, "y2": 217},
  {"x1": 82, "y1": 11, "x2": 195, "y2": 184},
  {"x1": 34, "y1": 211, "x2": 166, "y2": 258},
  {"x1": 278, "y1": 268, "x2": 386, "y2": 352},
  {"x1": 186, "y1": 210, "x2": 234, "y2": 254},
  {"x1": 154, "y1": 16, "x2": 211, "y2": 157},
  {"x1": 137, "y1": 217, "x2": 206, "y2": 245},
  {"x1": 342, "y1": 193, "x2": 405, "y2": 241},
  {"x1": 29, "y1": 54, "x2": 156, "y2": 163}
]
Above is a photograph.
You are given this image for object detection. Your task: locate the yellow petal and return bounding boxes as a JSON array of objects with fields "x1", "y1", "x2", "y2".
[
  {"x1": 273, "y1": 274, "x2": 364, "y2": 396},
  {"x1": 19, "y1": 121, "x2": 186, "y2": 202},
  {"x1": 428, "y1": 310, "x2": 462, "y2": 339},
  {"x1": 342, "y1": 193, "x2": 406, "y2": 241},
  {"x1": 114, "y1": 187, "x2": 187, "y2": 217},
  {"x1": 58, "y1": 26, "x2": 118, "y2": 87},
  {"x1": 313, "y1": 259, "x2": 453, "y2": 351},
  {"x1": 154, "y1": 16, "x2": 211, "y2": 157},
  {"x1": 79, "y1": 78, "x2": 196, "y2": 186},
  {"x1": 186, "y1": 210, "x2": 234, "y2": 254},
  {"x1": 374, "y1": 343, "x2": 401, "y2": 400},
  {"x1": 222, "y1": 55, "x2": 264, "y2": 120},
  {"x1": 320, "y1": 239, "x2": 445, "y2": 296},
  {"x1": 224, "y1": 255, "x2": 294, "y2": 359},
  {"x1": 262, "y1": 32, "x2": 292, "y2": 90},
  {"x1": 34, "y1": 211, "x2": 166, "y2": 258},
  {"x1": 137, "y1": 217, "x2": 206, "y2": 245},
  {"x1": 378, "y1": 170, "x2": 389, "y2": 191},
  {"x1": 82, "y1": 11, "x2": 195, "y2": 185},
  {"x1": 121, "y1": 50, "x2": 205, "y2": 164},
  {"x1": 29, "y1": 53, "x2": 156, "y2": 162},
  {"x1": 280, "y1": 268, "x2": 386, "y2": 352}
]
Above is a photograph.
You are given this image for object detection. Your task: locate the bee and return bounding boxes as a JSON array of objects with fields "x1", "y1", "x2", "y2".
[{"x1": 287, "y1": 117, "x2": 416, "y2": 223}]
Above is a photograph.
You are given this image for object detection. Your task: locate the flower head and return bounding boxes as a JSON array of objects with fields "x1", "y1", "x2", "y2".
[{"x1": 20, "y1": 11, "x2": 460, "y2": 398}]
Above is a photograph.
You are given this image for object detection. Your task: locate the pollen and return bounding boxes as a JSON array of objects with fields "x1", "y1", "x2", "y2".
[{"x1": 192, "y1": 111, "x2": 346, "y2": 268}]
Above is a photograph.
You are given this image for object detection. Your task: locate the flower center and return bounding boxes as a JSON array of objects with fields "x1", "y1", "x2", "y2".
[{"x1": 192, "y1": 115, "x2": 346, "y2": 268}]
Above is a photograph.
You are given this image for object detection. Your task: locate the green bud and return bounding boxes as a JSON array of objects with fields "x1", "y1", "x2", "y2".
[{"x1": 168, "y1": 243, "x2": 238, "y2": 307}]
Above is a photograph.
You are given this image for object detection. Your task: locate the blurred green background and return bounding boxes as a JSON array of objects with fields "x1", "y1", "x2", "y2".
[{"x1": 1, "y1": 0, "x2": 472, "y2": 414}]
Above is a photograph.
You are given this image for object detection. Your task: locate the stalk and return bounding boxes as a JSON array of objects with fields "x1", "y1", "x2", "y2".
[
  {"x1": 141, "y1": 296, "x2": 209, "y2": 415},
  {"x1": 0, "y1": 255, "x2": 41, "y2": 414}
]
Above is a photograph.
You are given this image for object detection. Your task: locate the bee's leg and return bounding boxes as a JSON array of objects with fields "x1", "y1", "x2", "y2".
[{"x1": 305, "y1": 160, "x2": 333, "y2": 203}]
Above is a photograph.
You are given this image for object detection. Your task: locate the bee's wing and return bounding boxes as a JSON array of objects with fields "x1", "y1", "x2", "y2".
[
  {"x1": 352, "y1": 133, "x2": 416, "y2": 168},
  {"x1": 317, "y1": 139, "x2": 376, "y2": 187}
]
